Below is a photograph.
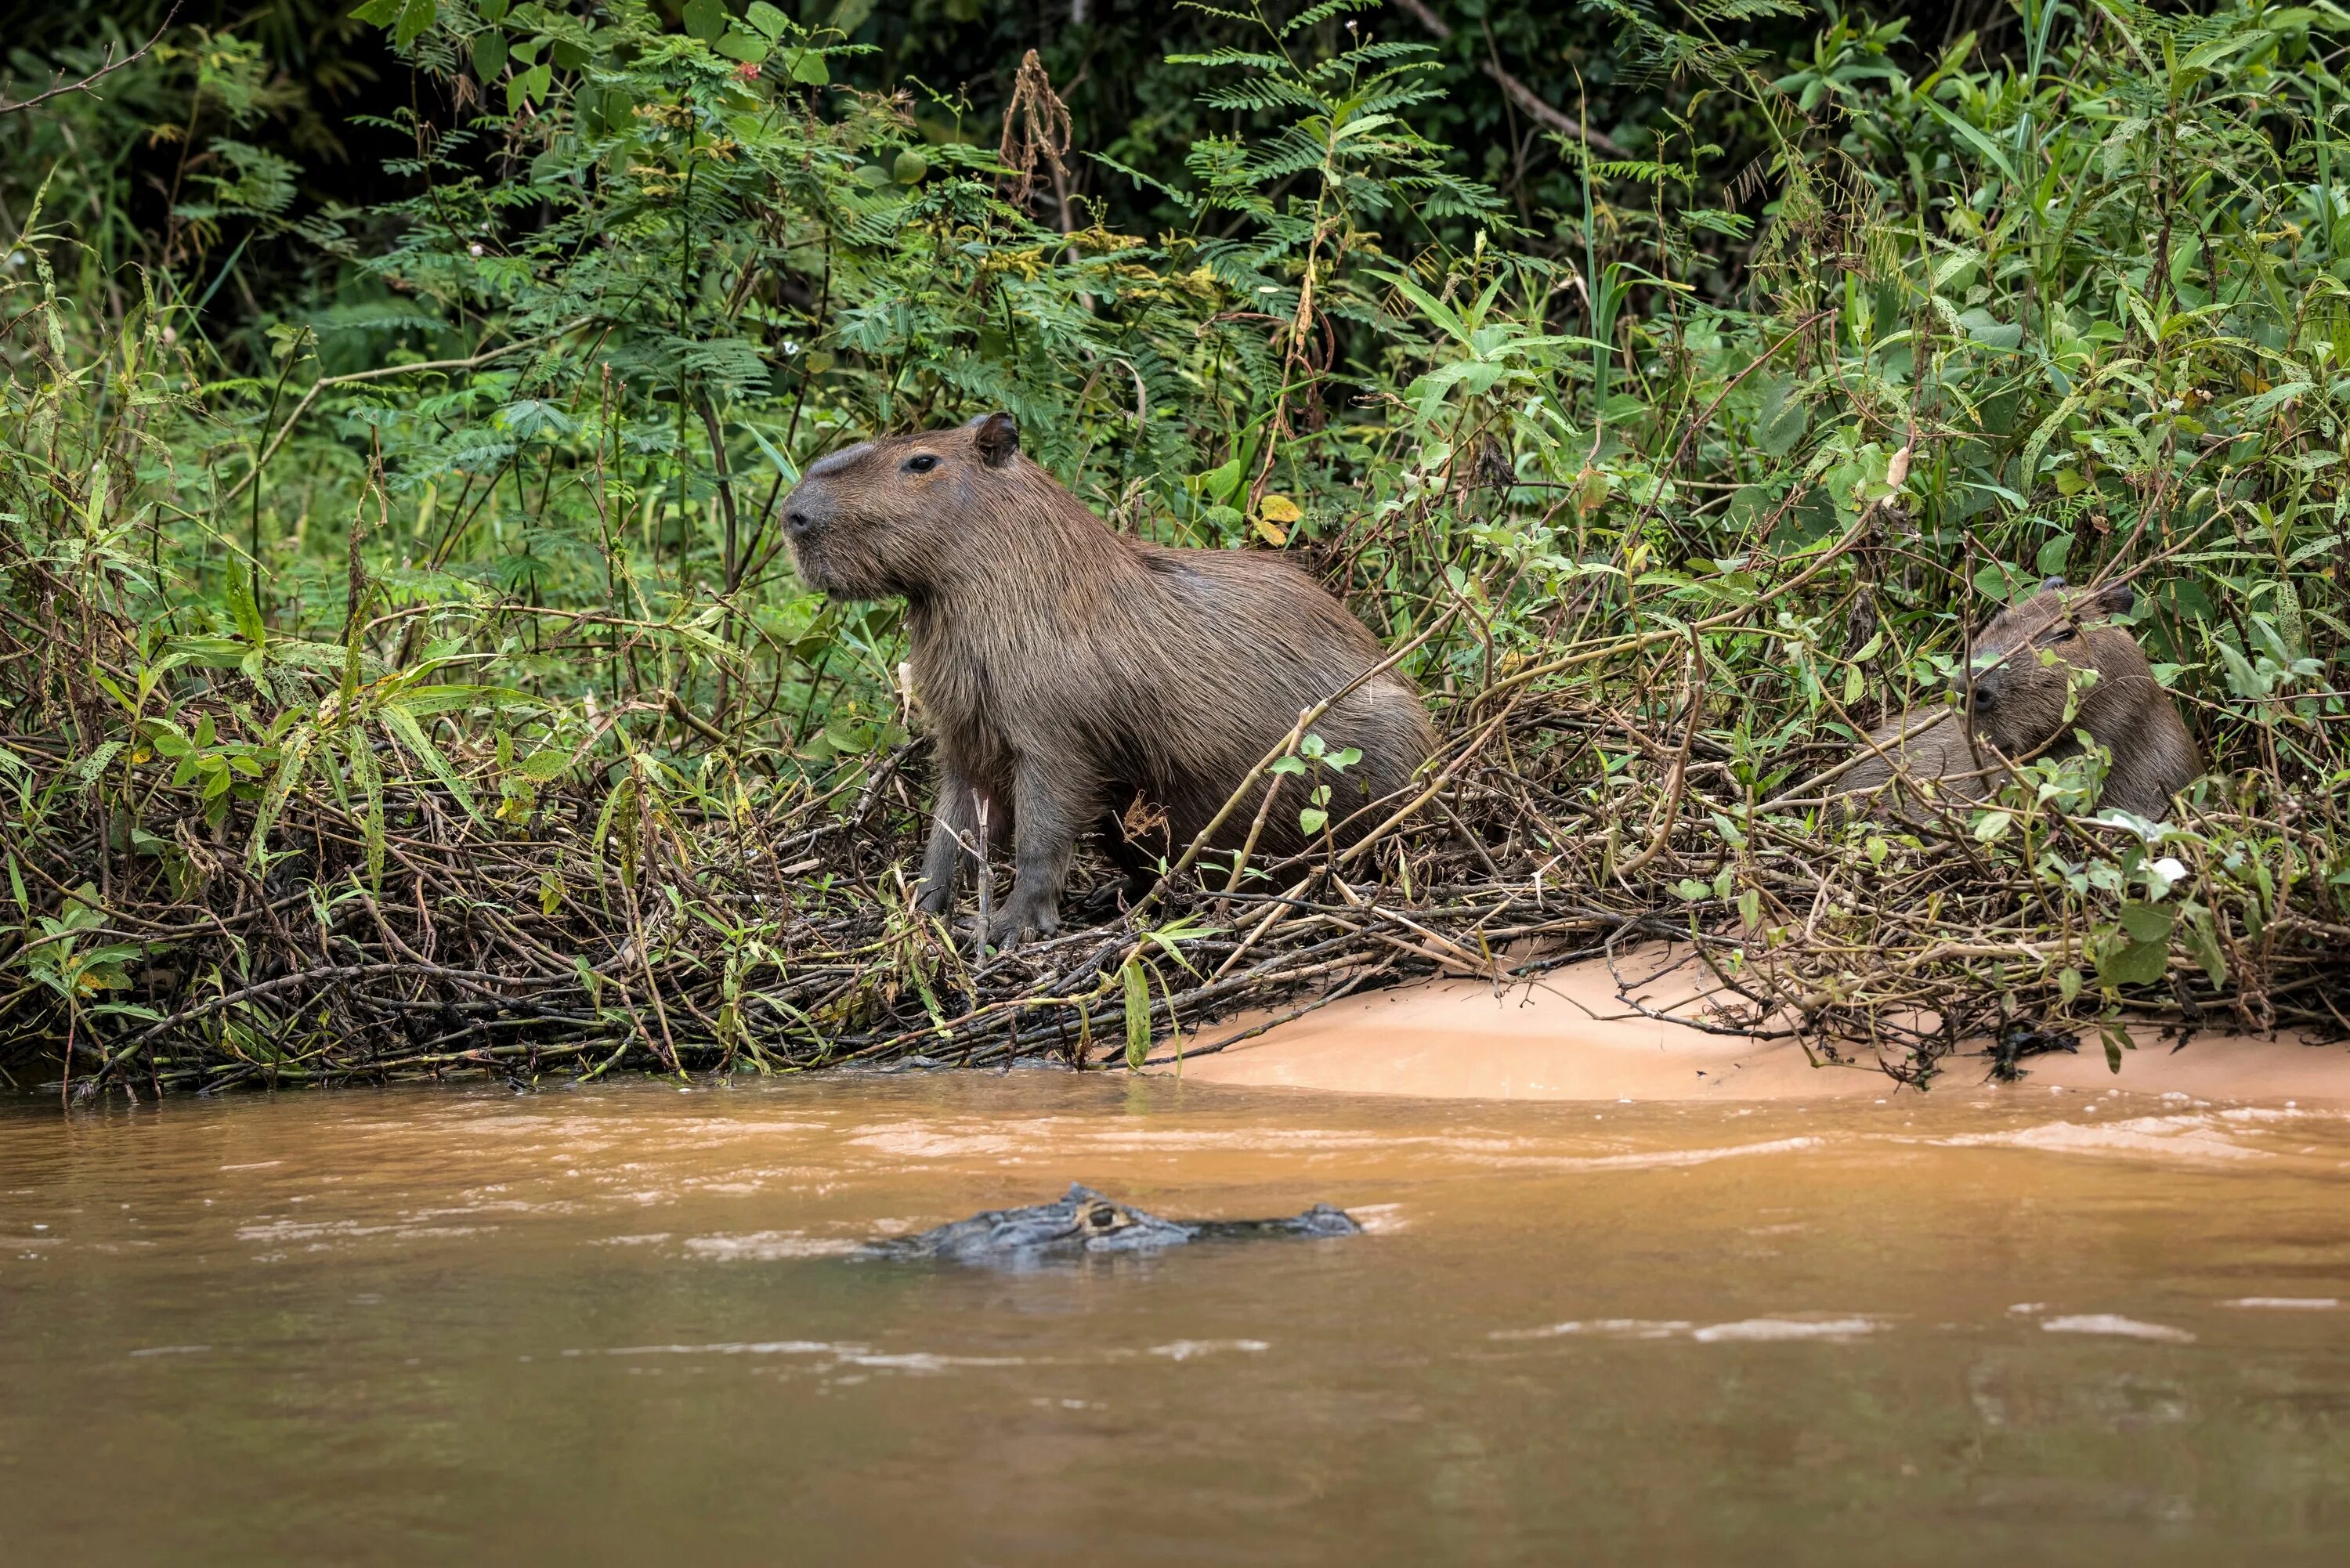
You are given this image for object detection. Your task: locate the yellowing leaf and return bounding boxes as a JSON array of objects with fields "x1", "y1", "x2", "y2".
[
  {"x1": 1259, "y1": 493, "x2": 1302, "y2": 523},
  {"x1": 1253, "y1": 516, "x2": 1289, "y2": 547}
]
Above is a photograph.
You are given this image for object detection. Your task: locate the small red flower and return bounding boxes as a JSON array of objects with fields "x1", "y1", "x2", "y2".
[{"x1": 736, "y1": 60, "x2": 761, "y2": 81}]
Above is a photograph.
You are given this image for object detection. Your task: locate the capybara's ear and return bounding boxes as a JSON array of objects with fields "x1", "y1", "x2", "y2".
[
  {"x1": 971, "y1": 411, "x2": 1019, "y2": 468},
  {"x1": 2041, "y1": 574, "x2": 2067, "y2": 593},
  {"x1": 2094, "y1": 579, "x2": 2136, "y2": 616}
]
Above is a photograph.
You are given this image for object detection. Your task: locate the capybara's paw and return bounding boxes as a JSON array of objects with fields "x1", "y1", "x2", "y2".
[
  {"x1": 913, "y1": 883, "x2": 952, "y2": 918},
  {"x1": 984, "y1": 898, "x2": 1061, "y2": 949}
]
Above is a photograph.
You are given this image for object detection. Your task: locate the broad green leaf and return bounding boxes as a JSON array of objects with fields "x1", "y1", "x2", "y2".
[
  {"x1": 1956, "y1": 307, "x2": 2023, "y2": 350},
  {"x1": 385, "y1": 684, "x2": 538, "y2": 718},
  {"x1": 1755, "y1": 376, "x2": 1809, "y2": 455},
  {"x1": 717, "y1": 29, "x2": 771, "y2": 63},
  {"x1": 2119, "y1": 901, "x2": 2174, "y2": 944},
  {"x1": 2183, "y1": 912, "x2": 2228, "y2": 987},
  {"x1": 394, "y1": 0, "x2": 438, "y2": 49},
  {"x1": 2034, "y1": 532, "x2": 2073, "y2": 577},
  {"x1": 471, "y1": 30, "x2": 507, "y2": 78},
  {"x1": 2097, "y1": 936, "x2": 2167, "y2": 988},
  {"x1": 1122, "y1": 957, "x2": 1152, "y2": 1071}
]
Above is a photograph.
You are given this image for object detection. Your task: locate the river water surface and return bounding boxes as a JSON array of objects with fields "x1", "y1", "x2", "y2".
[{"x1": 4, "y1": 1073, "x2": 2348, "y2": 1565}]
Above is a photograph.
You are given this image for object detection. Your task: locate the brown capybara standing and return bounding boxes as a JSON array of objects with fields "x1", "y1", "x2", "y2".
[
  {"x1": 781, "y1": 412, "x2": 1434, "y2": 944},
  {"x1": 1837, "y1": 576, "x2": 2199, "y2": 819}
]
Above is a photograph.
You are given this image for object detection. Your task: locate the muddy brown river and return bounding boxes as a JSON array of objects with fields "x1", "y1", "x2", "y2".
[{"x1": 4, "y1": 1072, "x2": 2347, "y2": 1565}]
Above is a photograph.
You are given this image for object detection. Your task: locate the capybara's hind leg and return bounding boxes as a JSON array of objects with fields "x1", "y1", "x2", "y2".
[
  {"x1": 1068, "y1": 811, "x2": 1160, "y2": 920},
  {"x1": 986, "y1": 764, "x2": 1091, "y2": 946}
]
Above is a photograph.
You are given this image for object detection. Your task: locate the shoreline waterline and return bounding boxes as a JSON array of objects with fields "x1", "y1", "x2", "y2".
[{"x1": 1170, "y1": 952, "x2": 2350, "y2": 1104}]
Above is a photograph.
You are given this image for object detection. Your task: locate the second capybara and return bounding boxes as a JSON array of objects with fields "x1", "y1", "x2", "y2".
[
  {"x1": 780, "y1": 412, "x2": 1435, "y2": 944},
  {"x1": 1837, "y1": 577, "x2": 2200, "y2": 819}
]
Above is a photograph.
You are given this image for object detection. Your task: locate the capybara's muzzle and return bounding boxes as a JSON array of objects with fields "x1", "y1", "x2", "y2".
[{"x1": 783, "y1": 483, "x2": 826, "y2": 544}]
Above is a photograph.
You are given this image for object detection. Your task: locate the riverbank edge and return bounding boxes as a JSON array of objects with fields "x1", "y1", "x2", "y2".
[{"x1": 1162, "y1": 953, "x2": 2350, "y2": 1104}]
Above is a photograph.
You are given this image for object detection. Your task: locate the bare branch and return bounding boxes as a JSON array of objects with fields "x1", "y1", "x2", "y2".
[
  {"x1": 0, "y1": 5, "x2": 181, "y2": 118},
  {"x1": 1388, "y1": 0, "x2": 1628, "y2": 159}
]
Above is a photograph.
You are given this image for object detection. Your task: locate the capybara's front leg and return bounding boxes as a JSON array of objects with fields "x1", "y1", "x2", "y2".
[
  {"x1": 989, "y1": 763, "x2": 1087, "y2": 946},
  {"x1": 915, "y1": 771, "x2": 980, "y2": 918}
]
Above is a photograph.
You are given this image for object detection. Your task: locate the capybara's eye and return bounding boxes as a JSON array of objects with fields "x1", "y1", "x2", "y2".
[{"x1": 904, "y1": 454, "x2": 939, "y2": 475}]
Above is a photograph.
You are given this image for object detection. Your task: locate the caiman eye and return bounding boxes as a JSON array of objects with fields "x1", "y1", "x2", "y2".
[{"x1": 903, "y1": 453, "x2": 939, "y2": 475}]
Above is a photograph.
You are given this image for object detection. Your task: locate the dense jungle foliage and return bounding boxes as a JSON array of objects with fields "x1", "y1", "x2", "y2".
[{"x1": 2, "y1": 0, "x2": 2346, "y2": 1097}]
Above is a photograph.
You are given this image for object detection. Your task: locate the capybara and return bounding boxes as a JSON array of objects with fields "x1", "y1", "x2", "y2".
[
  {"x1": 1837, "y1": 576, "x2": 2199, "y2": 819},
  {"x1": 781, "y1": 412, "x2": 1435, "y2": 943}
]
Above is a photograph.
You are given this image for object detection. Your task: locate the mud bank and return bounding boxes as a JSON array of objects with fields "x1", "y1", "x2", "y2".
[{"x1": 1173, "y1": 951, "x2": 2350, "y2": 1103}]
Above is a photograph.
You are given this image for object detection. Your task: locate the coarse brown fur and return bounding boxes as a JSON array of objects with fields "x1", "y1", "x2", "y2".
[
  {"x1": 1837, "y1": 577, "x2": 2200, "y2": 820},
  {"x1": 781, "y1": 413, "x2": 1436, "y2": 943}
]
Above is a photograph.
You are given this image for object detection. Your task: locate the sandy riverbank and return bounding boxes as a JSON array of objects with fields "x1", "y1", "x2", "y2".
[{"x1": 1167, "y1": 949, "x2": 2350, "y2": 1102}]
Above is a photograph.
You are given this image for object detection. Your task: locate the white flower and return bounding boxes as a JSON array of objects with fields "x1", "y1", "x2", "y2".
[
  {"x1": 2149, "y1": 856, "x2": 2189, "y2": 893},
  {"x1": 468, "y1": 243, "x2": 486, "y2": 257}
]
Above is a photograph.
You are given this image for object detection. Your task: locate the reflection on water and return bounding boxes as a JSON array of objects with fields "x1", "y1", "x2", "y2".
[{"x1": 4, "y1": 1075, "x2": 2348, "y2": 1566}]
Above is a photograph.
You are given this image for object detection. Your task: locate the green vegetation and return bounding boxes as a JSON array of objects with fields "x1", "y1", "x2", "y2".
[{"x1": 2, "y1": 0, "x2": 2345, "y2": 1097}]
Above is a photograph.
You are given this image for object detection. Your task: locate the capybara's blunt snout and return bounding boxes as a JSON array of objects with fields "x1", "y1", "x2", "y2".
[
  {"x1": 780, "y1": 467, "x2": 857, "y2": 592},
  {"x1": 781, "y1": 471, "x2": 829, "y2": 541}
]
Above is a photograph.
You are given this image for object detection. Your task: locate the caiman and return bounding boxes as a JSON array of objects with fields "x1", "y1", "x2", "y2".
[{"x1": 862, "y1": 1183, "x2": 1361, "y2": 1267}]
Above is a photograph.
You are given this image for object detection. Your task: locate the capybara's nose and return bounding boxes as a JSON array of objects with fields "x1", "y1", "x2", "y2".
[
  {"x1": 786, "y1": 507, "x2": 815, "y2": 538},
  {"x1": 1965, "y1": 676, "x2": 1999, "y2": 712}
]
